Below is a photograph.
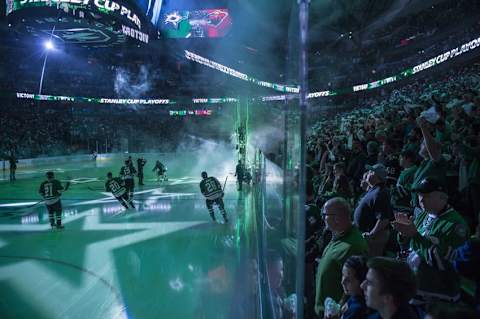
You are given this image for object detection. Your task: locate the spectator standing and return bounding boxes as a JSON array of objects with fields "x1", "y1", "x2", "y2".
[
  {"x1": 353, "y1": 164, "x2": 393, "y2": 256},
  {"x1": 314, "y1": 197, "x2": 368, "y2": 317},
  {"x1": 392, "y1": 150, "x2": 418, "y2": 212},
  {"x1": 410, "y1": 116, "x2": 447, "y2": 210}
]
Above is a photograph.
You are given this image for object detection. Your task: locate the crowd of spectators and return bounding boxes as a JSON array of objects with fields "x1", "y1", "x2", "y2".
[
  {"x1": 0, "y1": 100, "x2": 187, "y2": 159},
  {"x1": 310, "y1": 1, "x2": 480, "y2": 91},
  {"x1": 303, "y1": 61, "x2": 480, "y2": 318}
]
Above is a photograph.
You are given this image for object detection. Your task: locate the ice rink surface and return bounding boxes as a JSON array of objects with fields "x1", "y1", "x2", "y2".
[{"x1": 0, "y1": 152, "x2": 258, "y2": 319}]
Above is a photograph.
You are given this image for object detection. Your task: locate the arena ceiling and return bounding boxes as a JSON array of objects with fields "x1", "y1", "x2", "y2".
[{"x1": 0, "y1": 0, "x2": 475, "y2": 98}]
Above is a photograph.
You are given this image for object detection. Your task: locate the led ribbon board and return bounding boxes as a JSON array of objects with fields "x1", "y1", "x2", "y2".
[
  {"x1": 11, "y1": 36, "x2": 480, "y2": 104},
  {"x1": 16, "y1": 92, "x2": 171, "y2": 104},
  {"x1": 6, "y1": 0, "x2": 147, "y2": 46},
  {"x1": 264, "y1": 35, "x2": 480, "y2": 99},
  {"x1": 7, "y1": 0, "x2": 142, "y2": 29},
  {"x1": 192, "y1": 98, "x2": 238, "y2": 104},
  {"x1": 184, "y1": 50, "x2": 300, "y2": 93},
  {"x1": 318, "y1": 35, "x2": 480, "y2": 95}
]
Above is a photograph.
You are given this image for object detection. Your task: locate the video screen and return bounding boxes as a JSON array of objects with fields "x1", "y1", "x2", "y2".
[{"x1": 160, "y1": 8, "x2": 232, "y2": 38}]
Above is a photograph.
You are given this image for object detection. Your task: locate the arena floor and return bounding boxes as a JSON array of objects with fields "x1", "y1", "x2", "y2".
[{"x1": 0, "y1": 152, "x2": 256, "y2": 319}]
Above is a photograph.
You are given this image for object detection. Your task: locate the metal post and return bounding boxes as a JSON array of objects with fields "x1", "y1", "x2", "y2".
[
  {"x1": 38, "y1": 53, "x2": 48, "y2": 95},
  {"x1": 38, "y1": 26, "x2": 55, "y2": 95},
  {"x1": 296, "y1": 1, "x2": 309, "y2": 318},
  {"x1": 283, "y1": 99, "x2": 288, "y2": 237}
]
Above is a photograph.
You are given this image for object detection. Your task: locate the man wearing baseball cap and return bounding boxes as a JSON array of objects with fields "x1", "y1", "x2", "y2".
[
  {"x1": 353, "y1": 163, "x2": 393, "y2": 256},
  {"x1": 392, "y1": 177, "x2": 469, "y2": 304}
]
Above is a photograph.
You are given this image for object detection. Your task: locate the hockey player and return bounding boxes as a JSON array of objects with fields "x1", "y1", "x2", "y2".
[
  {"x1": 152, "y1": 160, "x2": 167, "y2": 182},
  {"x1": 199, "y1": 171, "x2": 228, "y2": 223},
  {"x1": 120, "y1": 159, "x2": 136, "y2": 199},
  {"x1": 105, "y1": 172, "x2": 135, "y2": 209},
  {"x1": 8, "y1": 153, "x2": 18, "y2": 182},
  {"x1": 137, "y1": 157, "x2": 147, "y2": 186},
  {"x1": 39, "y1": 171, "x2": 70, "y2": 229}
]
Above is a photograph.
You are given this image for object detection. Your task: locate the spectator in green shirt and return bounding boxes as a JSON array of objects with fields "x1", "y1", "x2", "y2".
[
  {"x1": 393, "y1": 177, "x2": 469, "y2": 304},
  {"x1": 393, "y1": 149, "x2": 418, "y2": 212},
  {"x1": 411, "y1": 116, "x2": 447, "y2": 209},
  {"x1": 314, "y1": 197, "x2": 368, "y2": 317}
]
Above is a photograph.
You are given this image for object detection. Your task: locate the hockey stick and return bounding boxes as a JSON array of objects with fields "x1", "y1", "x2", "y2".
[
  {"x1": 1, "y1": 200, "x2": 44, "y2": 219},
  {"x1": 20, "y1": 200, "x2": 44, "y2": 210},
  {"x1": 60, "y1": 173, "x2": 72, "y2": 191},
  {"x1": 223, "y1": 175, "x2": 228, "y2": 191},
  {"x1": 87, "y1": 186, "x2": 105, "y2": 192}
]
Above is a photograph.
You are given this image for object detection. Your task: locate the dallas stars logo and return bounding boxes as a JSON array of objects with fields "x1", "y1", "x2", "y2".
[{"x1": 164, "y1": 11, "x2": 184, "y2": 29}]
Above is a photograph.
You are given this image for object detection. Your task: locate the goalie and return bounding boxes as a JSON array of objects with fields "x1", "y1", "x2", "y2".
[
  {"x1": 39, "y1": 171, "x2": 70, "y2": 229},
  {"x1": 199, "y1": 171, "x2": 228, "y2": 223}
]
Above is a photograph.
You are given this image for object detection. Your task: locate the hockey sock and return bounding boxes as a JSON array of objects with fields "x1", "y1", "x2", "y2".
[
  {"x1": 48, "y1": 212, "x2": 55, "y2": 226},
  {"x1": 55, "y1": 212, "x2": 62, "y2": 226},
  {"x1": 221, "y1": 210, "x2": 228, "y2": 222},
  {"x1": 119, "y1": 198, "x2": 129, "y2": 209},
  {"x1": 209, "y1": 210, "x2": 216, "y2": 221}
]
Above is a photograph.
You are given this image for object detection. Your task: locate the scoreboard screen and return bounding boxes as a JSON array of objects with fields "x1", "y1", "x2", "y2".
[{"x1": 160, "y1": 8, "x2": 231, "y2": 38}]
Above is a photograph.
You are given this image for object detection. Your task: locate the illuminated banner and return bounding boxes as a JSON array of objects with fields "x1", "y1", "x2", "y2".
[
  {"x1": 16, "y1": 92, "x2": 172, "y2": 105},
  {"x1": 161, "y1": 9, "x2": 231, "y2": 38},
  {"x1": 316, "y1": 35, "x2": 480, "y2": 95},
  {"x1": 11, "y1": 36, "x2": 480, "y2": 105},
  {"x1": 185, "y1": 50, "x2": 300, "y2": 93},
  {"x1": 307, "y1": 91, "x2": 332, "y2": 98},
  {"x1": 192, "y1": 97, "x2": 238, "y2": 104},
  {"x1": 10, "y1": 0, "x2": 142, "y2": 29},
  {"x1": 412, "y1": 37, "x2": 480, "y2": 74},
  {"x1": 99, "y1": 98, "x2": 170, "y2": 104},
  {"x1": 169, "y1": 110, "x2": 212, "y2": 116},
  {"x1": 122, "y1": 25, "x2": 149, "y2": 43}
]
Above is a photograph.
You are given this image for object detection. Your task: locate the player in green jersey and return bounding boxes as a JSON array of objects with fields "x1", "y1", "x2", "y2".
[
  {"x1": 199, "y1": 171, "x2": 228, "y2": 223},
  {"x1": 39, "y1": 171, "x2": 70, "y2": 229},
  {"x1": 105, "y1": 172, "x2": 135, "y2": 210}
]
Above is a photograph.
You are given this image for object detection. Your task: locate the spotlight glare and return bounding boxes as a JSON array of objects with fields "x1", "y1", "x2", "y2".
[{"x1": 44, "y1": 40, "x2": 54, "y2": 50}]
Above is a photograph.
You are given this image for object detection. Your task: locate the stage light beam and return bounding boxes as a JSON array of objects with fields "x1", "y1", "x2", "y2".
[{"x1": 44, "y1": 40, "x2": 54, "y2": 50}]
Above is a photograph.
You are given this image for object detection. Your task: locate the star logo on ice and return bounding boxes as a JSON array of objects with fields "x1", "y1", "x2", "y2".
[{"x1": 164, "y1": 11, "x2": 184, "y2": 29}]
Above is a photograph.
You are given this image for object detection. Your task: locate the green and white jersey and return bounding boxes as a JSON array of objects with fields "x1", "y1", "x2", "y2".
[
  {"x1": 393, "y1": 165, "x2": 418, "y2": 209},
  {"x1": 411, "y1": 158, "x2": 447, "y2": 207},
  {"x1": 120, "y1": 165, "x2": 136, "y2": 180},
  {"x1": 199, "y1": 177, "x2": 223, "y2": 200},
  {"x1": 403, "y1": 206, "x2": 469, "y2": 301},
  {"x1": 105, "y1": 177, "x2": 126, "y2": 197},
  {"x1": 39, "y1": 179, "x2": 64, "y2": 205}
]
